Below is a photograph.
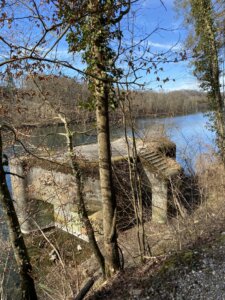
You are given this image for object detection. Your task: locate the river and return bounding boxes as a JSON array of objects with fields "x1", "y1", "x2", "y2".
[
  {"x1": 29, "y1": 112, "x2": 215, "y2": 170},
  {"x1": 136, "y1": 112, "x2": 215, "y2": 170}
]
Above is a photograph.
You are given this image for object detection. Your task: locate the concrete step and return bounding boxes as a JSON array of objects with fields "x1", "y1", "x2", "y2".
[
  {"x1": 139, "y1": 148, "x2": 156, "y2": 154},
  {"x1": 141, "y1": 153, "x2": 160, "y2": 160},
  {"x1": 139, "y1": 150, "x2": 157, "y2": 156},
  {"x1": 139, "y1": 149, "x2": 172, "y2": 174},
  {"x1": 158, "y1": 165, "x2": 168, "y2": 171},
  {"x1": 153, "y1": 161, "x2": 166, "y2": 168},
  {"x1": 149, "y1": 157, "x2": 164, "y2": 164}
]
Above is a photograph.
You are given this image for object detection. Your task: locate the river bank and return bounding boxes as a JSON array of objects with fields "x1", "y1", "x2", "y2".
[
  {"x1": 16, "y1": 112, "x2": 213, "y2": 172},
  {"x1": 87, "y1": 232, "x2": 225, "y2": 300},
  {"x1": 86, "y1": 158, "x2": 225, "y2": 299},
  {"x1": 15, "y1": 107, "x2": 209, "y2": 130},
  {"x1": 1, "y1": 82, "x2": 208, "y2": 130}
]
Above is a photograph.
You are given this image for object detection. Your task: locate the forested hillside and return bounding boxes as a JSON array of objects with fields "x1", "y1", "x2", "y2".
[{"x1": 0, "y1": 78, "x2": 207, "y2": 126}]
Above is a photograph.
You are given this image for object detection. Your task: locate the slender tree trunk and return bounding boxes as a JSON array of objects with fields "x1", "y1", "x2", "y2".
[
  {"x1": 32, "y1": 79, "x2": 106, "y2": 278},
  {"x1": 191, "y1": 0, "x2": 225, "y2": 163},
  {"x1": 207, "y1": 19, "x2": 225, "y2": 163},
  {"x1": 120, "y1": 90, "x2": 149, "y2": 261},
  {"x1": 62, "y1": 118, "x2": 106, "y2": 278},
  {"x1": 214, "y1": 90, "x2": 225, "y2": 163},
  {"x1": 95, "y1": 83, "x2": 121, "y2": 277},
  {"x1": 87, "y1": 0, "x2": 121, "y2": 278},
  {"x1": 0, "y1": 127, "x2": 37, "y2": 300}
]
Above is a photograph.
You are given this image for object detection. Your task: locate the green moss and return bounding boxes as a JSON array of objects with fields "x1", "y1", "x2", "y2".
[
  {"x1": 217, "y1": 233, "x2": 225, "y2": 243},
  {"x1": 22, "y1": 156, "x2": 100, "y2": 178},
  {"x1": 159, "y1": 249, "x2": 199, "y2": 275},
  {"x1": 25, "y1": 228, "x2": 92, "y2": 282},
  {"x1": 160, "y1": 258, "x2": 176, "y2": 273}
]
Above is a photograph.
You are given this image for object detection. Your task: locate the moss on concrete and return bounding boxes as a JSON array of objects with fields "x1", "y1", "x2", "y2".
[{"x1": 26, "y1": 228, "x2": 92, "y2": 271}]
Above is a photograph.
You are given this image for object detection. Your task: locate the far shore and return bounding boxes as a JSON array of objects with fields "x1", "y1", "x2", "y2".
[{"x1": 17, "y1": 108, "x2": 208, "y2": 130}]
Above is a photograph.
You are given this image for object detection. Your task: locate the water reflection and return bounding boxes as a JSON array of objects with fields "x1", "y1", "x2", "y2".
[
  {"x1": 28, "y1": 112, "x2": 215, "y2": 170},
  {"x1": 135, "y1": 112, "x2": 215, "y2": 169}
]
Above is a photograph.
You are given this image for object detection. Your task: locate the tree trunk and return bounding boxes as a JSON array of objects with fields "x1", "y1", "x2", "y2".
[
  {"x1": 191, "y1": 0, "x2": 225, "y2": 163},
  {"x1": 62, "y1": 118, "x2": 106, "y2": 278},
  {"x1": 0, "y1": 127, "x2": 37, "y2": 300},
  {"x1": 95, "y1": 82, "x2": 121, "y2": 277},
  {"x1": 87, "y1": 0, "x2": 121, "y2": 278},
  {"x1": 207, "y1": 15, "x2": 225, "y2": 163}
]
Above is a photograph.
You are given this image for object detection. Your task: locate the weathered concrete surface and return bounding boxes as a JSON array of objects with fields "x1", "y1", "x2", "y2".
[
  {"x1": 10, "y1": 160, "x2": 102, "y2": 238},
  {"x1": 145, "y1": 171, "x2": 168, "y2": 223},
  {"x1": 10, "y1": 137, "x2": 182, "y2": 238},
  {"x1": 10, "y1": 160, "x2": 33, "y2": 233}
]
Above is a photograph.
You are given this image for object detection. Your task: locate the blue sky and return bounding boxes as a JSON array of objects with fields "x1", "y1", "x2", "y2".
[
  {"x1": 124, "y1": 0, "x2": 199, "y2": 91},
  {"x1": 0, "y1": 0, "x2": 199, "y2": 91},
  {"x1": 56, "y1": 0, "x2": 199, "y2": 91}
]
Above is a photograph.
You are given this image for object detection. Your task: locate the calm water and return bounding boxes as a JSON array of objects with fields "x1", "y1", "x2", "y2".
[
  {"x1": 135, "y1": 112, "x2": 215, "y2": 170},
  {"x1": 29, "y1": 112, "x2": 215, "y2": 170}
]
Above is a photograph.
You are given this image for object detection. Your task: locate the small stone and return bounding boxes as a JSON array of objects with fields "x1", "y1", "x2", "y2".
[
  {"x1": 132, "y1": 289, "x2": 142, "y2": 297},
  {"x1": 77, "y1": 244, "x2": 82, "y2": 251}
]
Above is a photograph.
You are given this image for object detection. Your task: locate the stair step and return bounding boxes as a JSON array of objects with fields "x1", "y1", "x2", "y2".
[
  {"x1": 139, "y1": 149, "x2": 172, "y2": 174},
  {"x1": 141, "y1": 153, "x2": 160, "y2": 160},
  {"x1": 139, "y1": 148, "x2": 155, "y2": 154},
  {"x1": 150, "y1": 157, "x2": 164, "y2": 164},
  {"x1": 153, "y1": 161, "x2": 166, "y2": 167},
  {"x1": 139, "y1": 150, "x2": 156, "y2": 156},
  {"x1": 157, "y1": 165, "x2": 168, "y2": 172}
]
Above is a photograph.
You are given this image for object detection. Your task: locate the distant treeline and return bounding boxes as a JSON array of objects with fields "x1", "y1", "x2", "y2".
[
  {"x1": 0, "y1": 76, "x2": 208, "y2": 126},
  {"x1": 130, "y1": 90, "x2": 208, "y2": 118}
]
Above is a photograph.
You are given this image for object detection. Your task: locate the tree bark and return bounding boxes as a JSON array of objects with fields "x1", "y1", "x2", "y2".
[
  {"x1": 74, "y1": 277, "x2": 95, "y2": 300},
  {"x1": 87, "y1": 0, "x2": 121, "y2": 278},
  {"x1": 205, "y1": 11, "x2": 225, "y2": 163},
  {"x1": 95, "y1": 82, "x2": 121, "y2": 277},
  {"x1": 62, "y1": 118, "x2": 106, "y2": 278},
  {"x1": 0, "y1": 127, "x2": 37, "y2": 300},
  {"x1": 191, "y1": 0, "x2": 225, "y2": 163}
]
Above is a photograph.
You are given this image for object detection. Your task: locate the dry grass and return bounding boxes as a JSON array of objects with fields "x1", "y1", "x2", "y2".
[
  {"x1": 8, "y1": 151, "x2": 225, "y2": 300},
  {"x1": 117, "y1": 153, "x2": 225, "y2": 264},
  {"x1": 86, "y1": 153, "x2": 225, "y2": 299},
  {"x1": 25, "y1": 228, "x2": 93, "y2": 300}
]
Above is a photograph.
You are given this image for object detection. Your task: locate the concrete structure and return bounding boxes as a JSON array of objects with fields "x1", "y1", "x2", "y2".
[{"x1": 10, "y1": 138, "x2": 181, "y2": 239}]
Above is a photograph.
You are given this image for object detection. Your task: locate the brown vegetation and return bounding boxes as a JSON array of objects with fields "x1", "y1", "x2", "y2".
[
  {"x1": 0, "y1": 77, "x2": 208, "y2": 127},
  {"x1": 0, "y1": 76, "x2": 92, "y2": 127},
  {"x1": 85, "y1": 152, "x2": 225, "y2": 299},
  {"x1": 129, "y1": 89, "x2": 208, "y2": 118}
]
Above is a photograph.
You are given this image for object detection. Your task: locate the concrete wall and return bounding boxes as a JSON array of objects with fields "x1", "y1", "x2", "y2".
[
  {"x1": 10, "y1": 154, "x2": 173, "y2": 238},
  {"x1": 10, "y1": 159, "x2": 102, "y2": 236},
  {"x1": 10, "y1": 160, "x2": 33, "y2": 233},
  {"x1": 144, "y1": 170, "x2": 168, "y2": 224}
]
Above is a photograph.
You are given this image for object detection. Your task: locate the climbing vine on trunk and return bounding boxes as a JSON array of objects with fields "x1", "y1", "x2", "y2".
[
  {"x1": 59, "y1": 0, "x2": 131, "y2": 277},
  {"x1": 190, "y1": 0, "x2": 225, "y2": 163}
]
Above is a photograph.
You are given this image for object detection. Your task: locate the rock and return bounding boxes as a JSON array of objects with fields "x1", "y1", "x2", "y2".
[
  {"x1": 77, "y1": 244, "x2": 82, "y2": 252},
  {"x1": 49, "y1": 249, "x2": 59, "y2": 262},
  {"x1": 132, "y1": 289, "x2": 142, "y2": 298}
]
